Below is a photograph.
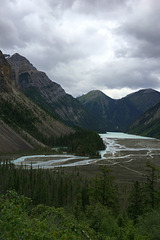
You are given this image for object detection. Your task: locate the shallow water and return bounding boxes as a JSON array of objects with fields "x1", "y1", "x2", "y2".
[
  {"x1": 12, "y1": 132, "x2": 160, "y2": 169},
  {"x1": 100, "y1": 132, "x2": 153, "y2": 139}
]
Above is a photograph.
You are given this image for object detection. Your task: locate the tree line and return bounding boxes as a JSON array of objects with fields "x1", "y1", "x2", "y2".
[
  {"x1": 49, "y1": 127, "x2": 106, "y2": 157},
  {"x1": 0, "y1": 161, "x2": 160, "y2": 239}
]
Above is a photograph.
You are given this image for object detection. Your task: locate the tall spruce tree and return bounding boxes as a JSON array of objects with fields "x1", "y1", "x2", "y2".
[
  {"x1": 90, "y1": 165, "x2": 119, "y2": 214},
  {"x1": 128, "y1": 181, "x2": 145, "y2": 223}
]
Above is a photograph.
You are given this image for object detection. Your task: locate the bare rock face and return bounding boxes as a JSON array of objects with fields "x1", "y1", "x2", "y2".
[
  {"x1": 0, "y1": 50, "x2": 13, "y2": 92},
  {"x1": 8, "y1": 53, "x2": 66, "y2": 102}
]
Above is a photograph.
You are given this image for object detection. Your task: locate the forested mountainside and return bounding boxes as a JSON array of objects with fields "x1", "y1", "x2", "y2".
[
  {"x1": 0, "y1": 50, "x2": 74, "y2": 153},
  {"x1": 126, "y1": 88, "x2": 160, "y2": 112},
  {"x1": 128, "y1": 101, "x2": 160, "y2": 139},
  {"x1": 8, "y1": 53, "x2": 99, "y2": 131},
  {"x1": 78, "y1": 89, "x2": 160, "y2": 132}
]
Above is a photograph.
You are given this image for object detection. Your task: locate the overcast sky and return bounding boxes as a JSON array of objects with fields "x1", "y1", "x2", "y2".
[{"x1": 1, "y1": 0, "x2": 160, "y2": 98}]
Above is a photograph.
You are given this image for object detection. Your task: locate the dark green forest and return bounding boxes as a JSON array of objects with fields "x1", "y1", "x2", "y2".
[
  {"x1": 0, "y1": 161, "x2": 160, "y2": 239},
  {"x1": 50, "y1": 128, "x2": 105, "y2": 157}
]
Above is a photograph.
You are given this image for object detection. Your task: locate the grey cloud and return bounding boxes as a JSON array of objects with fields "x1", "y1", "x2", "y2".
[
  {"x1": 0, "y1": 20, "x2": 17, "y2": 48},
  {"x1": 118, "y1": 0, "x2": 160, "y2": 58},
  {"x1": 73, "y1": 0, "x2": 129, "y2": 14},
  {"x1": 92, "y1": 58, "x2": 160, "y2": 90},
  {"x1": 48, "y1": 0, "x2": 75, "y2": 9},
  {"x1": 47, "y1": 0, "x2": 128, "y2": 11},
  {"x1": 1, "y1": 0, "x2": 160, "y2": 98}
]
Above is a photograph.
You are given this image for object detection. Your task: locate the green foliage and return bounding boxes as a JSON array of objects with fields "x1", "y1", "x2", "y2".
[
  {"x1": 144, "y1": 162, "x2": 160, "y2": 209},
  {"x1": 89, "y1": 166, "x2": 119, "y2": 214},
  {"x1": 0, "y1": 161, "x2": 91, "y2": 208},
  {"x1": 86, "y1": 203, "x2": 119, "y2": 238},
  {"x1": 127, "y1": 162, "x2": 160, "y2": 228},
  {"x1": 0, "y1": 190, "x2": 95, "y2": 240},
  {"x1": 137, "y1": 209, "x2": 160, "y2": 240},
  {"x1": 51, "y1": 127, "x2": 105, "y2": 157},
  {"x1": 0, "y1": 98, "x2": 37, "y2": 130},
  {"x1": 128, "y1": 181, "x2": 145, "y2": 223},
  {"x1": 0, "y1": 160, "x2": 160, "y2": 239}
]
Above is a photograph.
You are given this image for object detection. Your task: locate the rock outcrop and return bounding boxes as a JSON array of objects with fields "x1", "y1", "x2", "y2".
[{"x1": 0, "y1": 50, "x2": 13, "y2": 92}]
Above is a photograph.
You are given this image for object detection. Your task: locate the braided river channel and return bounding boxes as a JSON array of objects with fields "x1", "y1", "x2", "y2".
[{"x1": 12, "y1": 132, "x2": 160, "y2": 180}]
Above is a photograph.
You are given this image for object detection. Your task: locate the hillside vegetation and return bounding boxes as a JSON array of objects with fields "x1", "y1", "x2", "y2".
[
  {"x1": 129, "y1": 101, "x2": 160, "y2": 139},
  {"x1": 0, "y1": 162, "x2": 160, "y2": 239}
]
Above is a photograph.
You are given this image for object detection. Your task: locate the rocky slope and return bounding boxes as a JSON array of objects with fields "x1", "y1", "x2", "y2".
[
  {"x1": 0, "y1": 51, "x2": 74, "y2": 153},
  {"x1": 0, "y1": 119, "x2": 33, "y2": 153},
  {"x1": 78, "y1": 89, "x2": 160, "y2": 132},
  {"x1": 8, "y1": 54, "x2": 99, "y2": 130}
]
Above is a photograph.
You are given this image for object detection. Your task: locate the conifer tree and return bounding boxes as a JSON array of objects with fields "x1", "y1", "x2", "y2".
[
  {"x1": 145, "y1": 161, "x2": 160, "y2": 210},
  {"x1": 128, "y1": 181, "x2": 145, "y2": 223},
  {"x1": 90, "y1": 165, "x2": 119, "y2": 214}
]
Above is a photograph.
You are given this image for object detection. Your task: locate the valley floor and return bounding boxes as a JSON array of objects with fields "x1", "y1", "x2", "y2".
[{"x1": 11, "y1": 132, "x2": 160, "y2": 183}]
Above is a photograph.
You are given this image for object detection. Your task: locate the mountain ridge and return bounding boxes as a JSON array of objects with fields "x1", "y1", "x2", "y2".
[
  {"x1": 125, "y1": 88, "x2": 160, "y2": 112},
  {"x1": 6, "y1": 52, "x2": 160, "y2": 134},
  {"x1": 8, "y1": 53, "x2": 100, "y2": 131},
  {"x1": 78, "y1": 89, "x2": 160, "y2": 132},
  {"x1": 128, "y1": 101, "x2": 160, "y2": 139}
]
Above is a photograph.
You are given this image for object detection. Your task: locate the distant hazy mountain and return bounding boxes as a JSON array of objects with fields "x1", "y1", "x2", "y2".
[
  {"x1": 8, "y1": 53, "x2": 99, "y2": 130},
  {"x1": 128, "y1": 101, "x2": 160, "y2": 139},
  {"x1": 78, "y1": 89, "x2": 160, "y2": 132},
  {"x1": 0, "y1": 50, "x2": 73, "y2": 153}
]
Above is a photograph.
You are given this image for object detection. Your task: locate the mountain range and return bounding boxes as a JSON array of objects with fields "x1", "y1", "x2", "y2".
[
  {"x1": 77, "y1": 89, "x2": 160, "y2": 132},
  {"x1": 1, "y1": 49, "x2": 160, "y2": 154},
  {"x1": 7, "y1": 52, "x2": 160, "y2": 133},
  {"x1": 8, "y1": 53, "x2": 99, "y2": 131}
]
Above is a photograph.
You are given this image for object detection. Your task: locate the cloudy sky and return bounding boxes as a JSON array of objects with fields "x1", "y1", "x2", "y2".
[{"x1": 1, "y1": 0, "x2": 160, "y2": 98}]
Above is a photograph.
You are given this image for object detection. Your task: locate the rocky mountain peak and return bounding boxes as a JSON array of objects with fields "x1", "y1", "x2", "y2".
[
  {"x1": 7, "y1": 52, "x2": 100, "y2": 130},
  {"x1": 8, "y1": 53, "x2": 37, "y2": 81},
  {"x1": 78, "y1": 90, "x2": 113, "y2": 105},
  {"x1": 9, "y1": 53, "x2": 35, "y2": 66},
  {"x1": 8, "y1": 53, "x2": 67, "y2": 102}
]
